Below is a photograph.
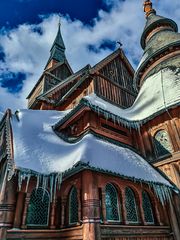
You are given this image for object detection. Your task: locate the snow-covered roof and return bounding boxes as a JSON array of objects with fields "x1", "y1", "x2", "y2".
[
  {"x1": 10, "y1": 109, "x2": 171, "y2": 186},
  {"x1": 84, "y1": 67, "x2": 180, "y2": 128}
]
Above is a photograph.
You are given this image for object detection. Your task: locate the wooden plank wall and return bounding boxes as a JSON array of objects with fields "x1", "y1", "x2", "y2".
[{"x1": 94, "y1": 57, "x2": 136, "y2": 108}]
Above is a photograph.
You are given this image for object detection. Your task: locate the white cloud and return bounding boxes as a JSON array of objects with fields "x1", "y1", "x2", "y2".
[{"x1": 0, "y1": 0, "x2": 179, "y2": 112}]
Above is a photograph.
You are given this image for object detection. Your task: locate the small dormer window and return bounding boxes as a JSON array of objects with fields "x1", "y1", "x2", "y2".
[{"x1": 153, "y1": 130, "x2": 173, "y2": 157}]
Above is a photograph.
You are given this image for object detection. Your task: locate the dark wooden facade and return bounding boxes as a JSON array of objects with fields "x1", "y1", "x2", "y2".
[
  {"x1": 27, "y1": 49, "x2": 137, "y2": 111},
  {"x1": 1, "y1": 169, "x2": 179, "y2": 240},
  {"x1": 0, "y1": 1, "x2": 180, "y2": 239}
]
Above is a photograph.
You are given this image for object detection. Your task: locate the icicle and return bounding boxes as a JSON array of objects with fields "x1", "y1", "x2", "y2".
[
  {"x1": 36, "y1": 174, "x2": 40, "y2": 189},
  {"x1": 53, "y1": 175, "x2": 57, "y2": 201},
  {"x1": 25, "y1": 174, "x2": 31, "y2": 193},
  {"x1": 49, "y1": 174, "x2": 54, "y2": 202},
  {"x1": 18, "y1": 172, "x2": 23, "y2": 191},
  {"x1": 57, "y1": 173, "x2": 62, "y2": 190},
  {"x1": 42, "y1": 175, "x2": 48, "y2": 201}
]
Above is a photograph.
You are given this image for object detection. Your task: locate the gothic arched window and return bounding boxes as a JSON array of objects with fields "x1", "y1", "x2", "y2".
[
  {"x1": 125, "y1": 187, "x2": 138, "y2": 223},
  {"x1": 142, "y1": 191, "x2": 154, "y2": 224},
  {"x1": 26, "y1": 188, "x2": 50, "y2": 226},
  {"x1": 69, "y1": 187, "x2": 78, "y2": 224},
  {"x1": 105, "y1": 183, "x2": 120, "y2": 221},
  {"x1": 154, "y1": 130, "x2": 173, "y2": 157}
]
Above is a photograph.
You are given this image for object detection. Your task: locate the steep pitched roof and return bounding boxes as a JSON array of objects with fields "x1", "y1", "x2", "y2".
[
  {"x1": 45, "y1": 23, "x2": 66, "y2": 69},
  {"x1": 38, "y1": 64, "x2": 91, "y2": 101},
  {"x1": 55, "y1": 64, "x2": 180, "y2": 130},
  {"x1": 39, "y1": 48, "x2": 135, "y2": 107},
  {"x1": 92, "y1": 48, "x2": 134, "y2": 74}
]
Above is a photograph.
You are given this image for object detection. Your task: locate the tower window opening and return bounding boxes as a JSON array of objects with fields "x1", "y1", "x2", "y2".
[{"x1": 153, "y1": 130, "x2": 173, "y2": 157}]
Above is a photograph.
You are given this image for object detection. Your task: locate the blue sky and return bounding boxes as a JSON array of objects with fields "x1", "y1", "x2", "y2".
[
  {"x1": 0, "y1": 0, "x2": 106, "y2": 28},
  {"x1": 0, "y1": 0, "x2": 180, "y2": 112}
]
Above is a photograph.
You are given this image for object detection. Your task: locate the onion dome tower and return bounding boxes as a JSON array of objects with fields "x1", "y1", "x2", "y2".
[
  {"x1": 134, "y1": 0, "x2": 180, "y2": 90},
  {"x1": 133, "y1": 1, "x2": 180, "y2": 189}
]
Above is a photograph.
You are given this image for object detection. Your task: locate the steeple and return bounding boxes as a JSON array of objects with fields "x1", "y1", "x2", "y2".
[{"x1": 45, "y1": 21, "x2": 66, "y2": 69}]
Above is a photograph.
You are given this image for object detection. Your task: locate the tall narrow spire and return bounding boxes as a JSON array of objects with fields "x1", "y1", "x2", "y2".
[
  {"x1": 45, "y1": 20, "x2": 66, "y2": 69},
  {"x1": 143, "y1": 0, "x2": 156, "y2": 18}
]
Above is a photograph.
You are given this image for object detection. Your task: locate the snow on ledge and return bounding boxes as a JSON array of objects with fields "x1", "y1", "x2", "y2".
[
  {"x1": 10, "y1": 109, "x2": 171, "y2": 187},
  {"x1": 84, "y1": 67, "x2": 180, "y2": 128}
]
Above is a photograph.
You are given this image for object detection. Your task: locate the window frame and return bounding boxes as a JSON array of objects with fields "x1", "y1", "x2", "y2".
[
  {"x1": 125, "y1": 187, "x2": 139, "y2": 224},
  {"x1": 68, "y1": 186, "x2": 79, "y2": 225},
  {"x1": 105, "y1": 183, "x2": 121, "y2": 223},
  {"x1": 26, "y1": 187, "x2": 50, "y2": 227},
  {"x1": 153, "y1": 129, "x2": 173, "y2": 158},
  {"x1": 142, "y1": 190, "x2": 155, "y2": 225}
]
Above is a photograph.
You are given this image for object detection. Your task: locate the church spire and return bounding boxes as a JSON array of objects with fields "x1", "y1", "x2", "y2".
[
  {"x1": 45, "y1": 20, "x2": 66, "y2": 69},
  {"x1": 143, "y1": 0, "x2": 156, "y2": 17}
]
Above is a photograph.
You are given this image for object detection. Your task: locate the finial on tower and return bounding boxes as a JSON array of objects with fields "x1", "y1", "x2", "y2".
[
  {"x1": 58, "y1": 14, "x2": 61, "y2": 27},
  {"x1": 143, "y1": 0, "x2": 156, "y2": 18}
]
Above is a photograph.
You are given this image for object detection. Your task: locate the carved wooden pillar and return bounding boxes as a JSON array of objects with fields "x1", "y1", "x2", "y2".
[
  {"x1": 101, "y1": 188, "x2": 106, "y2": 223},
  {"x1": 154, "y1": 201, "x2": 163, "y2": 225},
  {"x1": 60, "y1": 196, "x2": 67, "y2": 228},
  {"x1": 138, "y1": 190, "x2": 146, "y2": 225},
  {"x1": 50, "y1": 198, "x2": 56, "y2": 229},
  {"x1": 121, "y1": 188, "x2": 126, "y2": 224},
  {"x1": 0, "y1": 174, "x2": 16, "y2": 240},
  {"x1": 82, "y1": 170, "x2": 101, "y2": 240},
  {"x1": 21, "y1": 193, "x2": 30, "y2": 229},
  {"x1": 121, "y1": 189, "x2": 126, "y2": 224},
  {"x1": 77, "y1": 189, "x2": 82, "y2": 223},
  {"x1": 13, "y1": 192, "x2": 26, "y2": 228}
]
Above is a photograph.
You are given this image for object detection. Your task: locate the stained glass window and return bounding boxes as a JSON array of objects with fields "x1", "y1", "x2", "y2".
[
  {"x1": 105, "y1": 183, "x2": 120, "y2": 221},
  {"x1": 26, "y1": 188, "x2": 50, "y2": 226},
  {"x1": 69, "y1": 187, "x2": 78, "y2": 224},
  {"x1": 125, "y1": 187, "x2": 138, "y2": 223},
  {"x1": 142, "y1": 191, "x2": 154, "y2": 224},
  {"x1": 154, "y1": 130, "x2": 173, "y2": 157}
]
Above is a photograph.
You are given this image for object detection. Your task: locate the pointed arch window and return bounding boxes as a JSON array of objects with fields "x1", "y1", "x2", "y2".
[
  {"x1": 105, "y1": 183, "x2": 120, "y2": 221},
  {"x1": 154, "y1": 130, "x2": 173, "y2": 157},
  {"x1": 142, "y1": 191, "x2": 154, "y2": 224},
  {"x1": 26, "y1": 188, "x2": 50, "y2": 226},
  {"x1": 125, "y1": 187, "x2": 138, "y2": 223},
  {"x1": 69, "y1": 187, "x2": 78, "y2": 224}
]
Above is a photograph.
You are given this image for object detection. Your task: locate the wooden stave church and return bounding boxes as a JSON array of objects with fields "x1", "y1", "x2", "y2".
[{"x1": 0, "y1": 1, "x2": 180, "y2": 239}]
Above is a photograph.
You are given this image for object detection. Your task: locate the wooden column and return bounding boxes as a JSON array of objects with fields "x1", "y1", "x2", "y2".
[
  {"x1": 138, "y1": 190, "x2": 146, "y2": 225},
  {"x1": 77, "y1": 189, "x2": 82, "y2": 223},
  {"x1": 21, "y1": 194, "x2": 30, "y2": 229},
  {"x1": 121, "y1": 188, "x2": 126, "y2": 224},
  {"x1": 0, "y1": 173, "x2": 16, "y2": 240},
  {"x1": 13, "y1": 192, "x2": 26, "y2": 228},
  {"x1": 101, "y1": 188, "x2": 106, "y2": 223},
  {"x1": 50, "y1": 198, "x2": 56, "y2": 229},
  {"x1": 60, "y1": 196, "x2": 67, "y2": 228},
  {"x1": 82, "y1": 170, "x2": 101, "y2": 240}
]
